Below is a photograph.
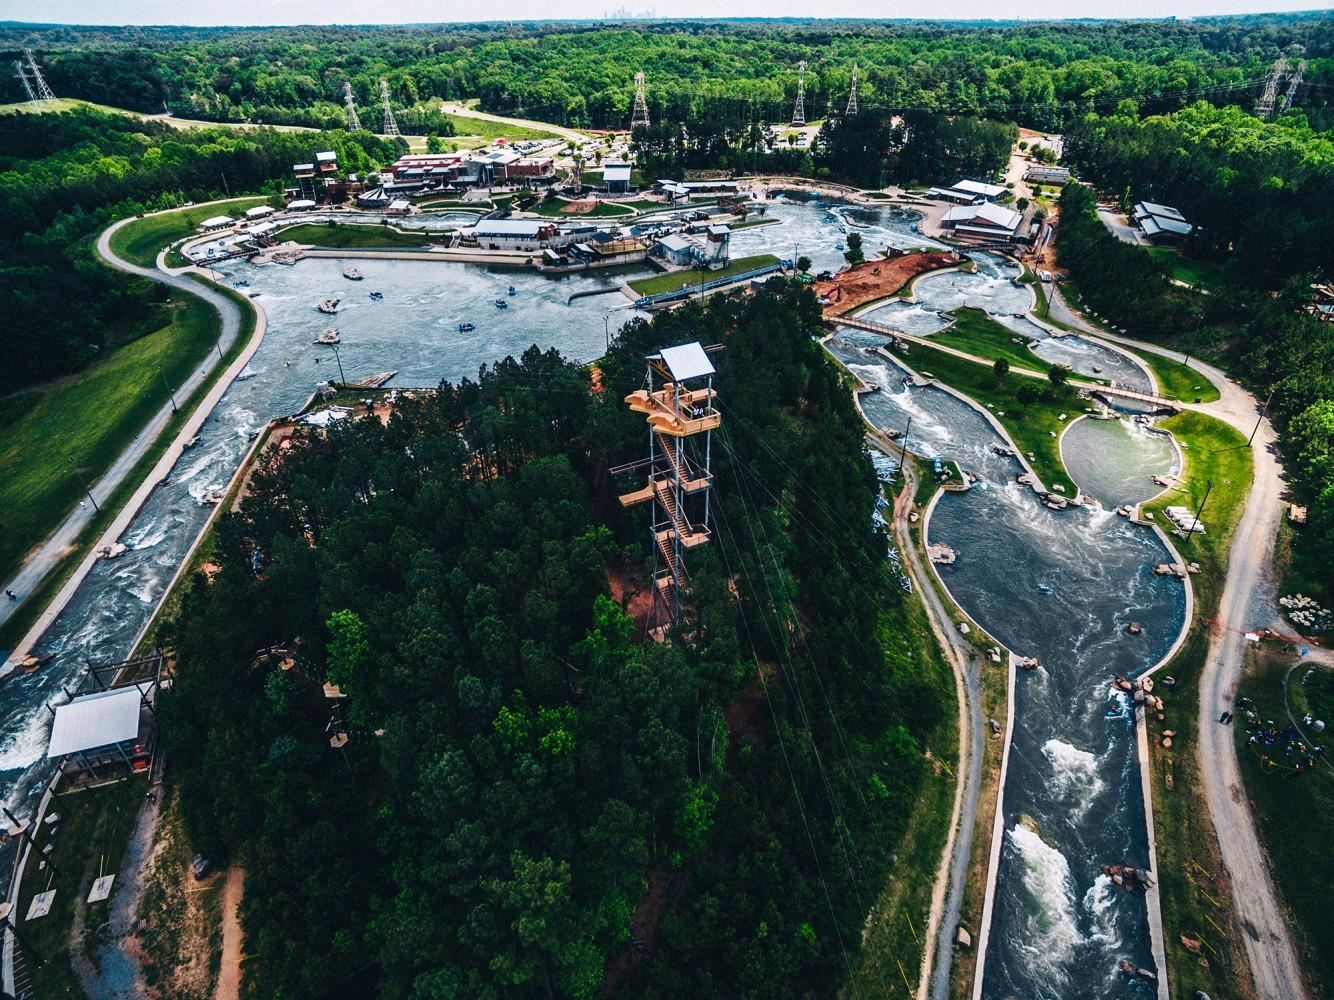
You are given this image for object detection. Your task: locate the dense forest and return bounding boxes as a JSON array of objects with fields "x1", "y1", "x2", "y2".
[
  {"x1": 0, "y1": 110, "x2": 402, "y2": 389},
  {"x1": 1055, "y1": 103, "x2": 1334, "y2": 596},
  {"x1": 633, "y1": 109, "x2": 1017, "y2": 188},
  {"x1": 158, "y1": 288, "x2": 949, "y2": 998},
  {"x1": 4, "y1": 15, "x2": 1333, "y2": 131}
]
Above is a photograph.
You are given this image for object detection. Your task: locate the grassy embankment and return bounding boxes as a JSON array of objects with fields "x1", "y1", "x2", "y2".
[
  {"x1": 1139, "y1": 409, "x2": 1257, "y2": 1000},
  {"x1": 1234, "y1": 647, "x2": 1334, "y2": 998},
  {"x1": 0, "y1": 281, "x2": 257, "y2": 651},
  {"x1": 895, "y1": 338, "x2": 1084, "y2": 496},
  {"x1": 272, "y1": 221, "x2": 441, "y2": 249},
  {"x1": 846, "y1": 588, "x2": 959, "y2": 998},
  {"x1": 109, "y1": 198, "x2": 273, "y2": 268},
  {"x1": 1124, "y1": 347, "x2": 1220, "y2": 405},
  {"x1": 1145, "y1": 247, "x2": 1225, "y2": 293},
  {"x1": 0, "y1": 295, "x2": 218, "y2": 591},
  {"x1": 12, "y1": 778, "x2": 146, "y2": 997},
  {"x1": 628, "y1": 255, "x2": 780, "y2": 297},
  {"x1": 894, "y1": 460, "x2": 1009, "y2": 999},
  {"x1": 931, "y1": 308, "x2": 1072, "y2": 376}
]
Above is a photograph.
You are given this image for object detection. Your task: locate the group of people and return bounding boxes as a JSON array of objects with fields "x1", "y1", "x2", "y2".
[{"x1": 1241, "y1": 696, "x2": 1326, "y2": 776}]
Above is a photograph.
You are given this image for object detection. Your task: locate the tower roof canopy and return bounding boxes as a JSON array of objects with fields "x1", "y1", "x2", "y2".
[{"x1": 657, "y1": 342, "x2": 714, "y2": 381}]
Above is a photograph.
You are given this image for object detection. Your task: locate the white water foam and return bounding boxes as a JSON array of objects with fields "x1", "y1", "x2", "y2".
[
  {"x1": 0, "y1": 710, "x2": 53, "y2": 773},
  {"x1": 1009, "y1": 823, "x2": 1084, "y2": 986},
  {"x1": 1082, "y1": 873, "x2": 1122, "y2": 948},
  {"x1": 1042, "y1": 738, "x2": 1106, "y2": 820}
]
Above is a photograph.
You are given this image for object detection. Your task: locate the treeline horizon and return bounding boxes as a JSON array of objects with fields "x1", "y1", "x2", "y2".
[{"x1": 4, "y1": 14, "x2": 1331, "y2": 131}]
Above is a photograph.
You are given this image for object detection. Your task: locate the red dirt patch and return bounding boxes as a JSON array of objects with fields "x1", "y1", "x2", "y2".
[
  {"x1": 814, "y1": 252, "x2": 960, "y2": 317},
  {"x1": 601, "y1": 866, "x2": 681, "y2": 996},
  {"x1": 561, "y1": 199, "x2": 599, "y2": 214},
  {"x1": 607, "y1": 564, "x2": 655, "y2": 636}
]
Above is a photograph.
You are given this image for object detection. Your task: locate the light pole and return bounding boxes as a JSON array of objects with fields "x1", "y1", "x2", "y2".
[
  {"x1": 1188, "y1": 479, "x2": 1214, "y2": 536},
  {"x1": 159, "y1": 367, "x2": 179, "y2": 414},
  {"x1": 331, "y1": 344, "x2": 348, "y2": 387},
  {"x1": 67, "y1": 457, "x2": 99, "y2": 513},
  {"x1": 604, "y1": 313, "x2": 611, "y2": 352},
  {"x1": 1248, "y1": 386, "x2": 1275, "y2": 447},
  {"x1": 898, "y1": 416, "x2": 912, "y2": 484}
]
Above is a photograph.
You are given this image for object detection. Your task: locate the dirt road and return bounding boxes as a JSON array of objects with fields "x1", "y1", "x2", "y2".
[
  {"x1": 440, "y1": 101, "x2": 587, "y2": 144},
  {"x1": 215, "y1": 866, "x2": 245, "y2": 1000},
  {"x1": 1048, "y1": 285, "x2": 1304, "y2": 1000}
]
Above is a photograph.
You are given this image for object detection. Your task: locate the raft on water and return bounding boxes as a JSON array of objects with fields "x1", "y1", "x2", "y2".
[
  {"x1": 343, "y1": 266, "x2": 363, "y2": 281},
  {"x1": 315, "y1": 328, "x2": 341, "y2": 345}
]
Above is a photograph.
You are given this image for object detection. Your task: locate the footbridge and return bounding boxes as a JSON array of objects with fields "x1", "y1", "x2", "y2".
[{"x1": 1088, "y1": 383, "x2": 1181, "y2": 413}]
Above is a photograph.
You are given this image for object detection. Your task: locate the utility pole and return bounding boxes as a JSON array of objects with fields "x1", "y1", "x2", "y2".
[
  {"x1": 1189, "y1": 479, "x2": 1213, "y2": 536},
  {"x1": 630, "y1": 71, "x2": 651, "y2": 129},
  {"x1": 380, "y1": 79, "x2": 400, "y2": 138},
  {"x1": 159, "y1": 367, "x2": 179, "y2": 413},
  {"x1": 845, "y1": 65, "x2": 860, "y2": 116},
  {"x1": 68, "y1": 457, "x2": 99, "y2": 513},
  {"x1": 1248, "y1": 387, "x2": 1275, "y2": 446},
  {"x1": 791, "y1": 60, "x2": 807, "y2": 128},
  {"x1": 343, "y1": 81, "x2": 362, "y2": 131},
  {"x1": 332, "y1": 343, "x2": 348, "y2": 386}
]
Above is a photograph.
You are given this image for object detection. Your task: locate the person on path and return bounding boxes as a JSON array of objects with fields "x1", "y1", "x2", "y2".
[{"x1": 5, "y1": 590, "x2": 16, "y2": 601}]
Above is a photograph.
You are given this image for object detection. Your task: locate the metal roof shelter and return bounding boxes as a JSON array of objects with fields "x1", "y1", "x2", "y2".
[
  {"x1": 951, "y1": 179, "x2": 1006, "y2": 199},
  {"x1": 658, "y1": 342, "x2": 716, "y2": 381},
  {"x1": 47, "y1": 684, "x2": 150, "y2": 759},
  {"x1": 245, "y1": 205, "x2": 275, "y2": 219},
  {"x1": 199, "y1": 216, "x2": 234, "y2": 231}
]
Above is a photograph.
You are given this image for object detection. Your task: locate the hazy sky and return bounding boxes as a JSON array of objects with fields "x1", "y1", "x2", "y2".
[{"x1": 2, "y1": 0, "x2": 1329, "y2": 25}]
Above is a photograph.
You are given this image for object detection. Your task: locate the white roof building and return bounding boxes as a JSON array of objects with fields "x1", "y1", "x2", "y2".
[
  {"x1": 472, "y1": 220, "x2": 550, "y2": 238},
  {"x1": 248, "y1": 221, "x2": 277, "y2": 236},
  {"x1": 942, "y1": 201, "x2": 1022, "y2": 238},
  {"x1": 47, "y1": 685, "x2": 150, "y2": 759},
  {"x1": 199, "y1": 216, "x2": 235, "y2": 231},
  {"x1": 1133, "y1": 202, "x2": 1193, "y2": 241},
  {"x1": 287, "y1": 199, "x2": 317, "y2": 210},
  {"x1": 315, "y1": 150, "x2": 337, "y2": 163},
  {"x1": 244, "y1": 205, "x2": 275, "y2": 219},
  {"x1": 603, "y1": 163, "x2": 632, "y2": 183},
  {"x1": 951, "y1": 179, "x2": 1006, "y2": 200}
]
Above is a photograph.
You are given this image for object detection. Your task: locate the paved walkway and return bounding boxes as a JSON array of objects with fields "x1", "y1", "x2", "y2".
[
  {"x1": 1048, "y1": 284, "x2": 1303, "y2": 1000},
  {"x1": 0, "y1": 202, "x2": 266, "y2": 671}
]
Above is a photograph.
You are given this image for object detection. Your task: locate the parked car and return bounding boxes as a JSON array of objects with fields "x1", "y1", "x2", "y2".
[{"x1": 191, "y1": 854, "x2": 212, "y2": 880}]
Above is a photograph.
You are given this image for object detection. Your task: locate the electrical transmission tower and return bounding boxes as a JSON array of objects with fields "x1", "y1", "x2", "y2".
[
  {"x1": 13, "y1": 61, "x2": 35, "y2": 104},
  {"x1": 846, "y1": 64, "x2": 860, "y2": 115},
  {"x1": 630, "y1": 71, "x2": 651, "y2": 129},
  {"x1": 23, "y1": 48, "x2": 55, "y2": 103},
  {"x1": 379, "y1": 79, "x2": 400, "y2": 137},
  {"x1": 791, "y1": 60, "x2": 807, "y2": 128},
  {"x1": 1254, "y1": 57, "x2": 1288, "y2": 119},
  {"x1": 343, "y1": 81, "x2": 362, "y2": 131},
  {"x1": 614, "y1": 343, "x2": 720, "y2": 638},
  {"x1": 1277, "y1": 60, "x2": 1306, "y2": 115}
]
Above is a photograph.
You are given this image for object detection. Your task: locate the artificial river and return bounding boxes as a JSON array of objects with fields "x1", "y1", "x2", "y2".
[{"x1": 2, "y1": 195, "x2": 1187, "y2": 998}]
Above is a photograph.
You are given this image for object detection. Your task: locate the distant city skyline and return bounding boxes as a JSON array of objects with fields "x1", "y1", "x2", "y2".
[{"x1": 1, "y1": 0, "x2": 1329, "y2": 26}]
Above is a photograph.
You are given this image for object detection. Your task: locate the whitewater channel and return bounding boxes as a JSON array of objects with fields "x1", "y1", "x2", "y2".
[{"x1": 828, "y1": 251, "x2": 1188, "y2": 997}]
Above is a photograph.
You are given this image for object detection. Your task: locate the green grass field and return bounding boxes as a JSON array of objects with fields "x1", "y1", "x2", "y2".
[
  {"x1": 529, "y1": 198, "x2": 635, "y2": 218},
  {"x1": 439, "y1": 111, "x2": 561, "y2": 142},
  {"x1": 629, "y1": 254, "x2": 780, "y2": 296},
  {"x1": 1235, "y1": 649, "x2": 1334, "y2": 998},
  {"x1": 0, "y1": 296, "x2": 218, "y2": 586},
  {"x1": 900, "y1": 340, "x2": 1083, "y2": 495},
  {"x1": 1121, "y1": 346, "x2": 1221, "y2": 404},
  {"x1": 932, "y1": 308, "x2": 1055, "y2": 374},
  {"x1": 1142, "y1": 410, "x2": 1252, "y2": 592},
  {"x1": 1146, "y1": 247, "x2": 1225, "y2": 293},
  {"x1": 109, "y1": 198, "x2": 272, "y2": 267},
  {"x1": 272, "y1": 222, "x2": 442, "y2": 248}
]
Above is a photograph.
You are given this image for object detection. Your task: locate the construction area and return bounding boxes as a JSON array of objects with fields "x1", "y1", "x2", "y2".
[{"x1": 813, "y1": 252, "x2": 962, "y2": 317}]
